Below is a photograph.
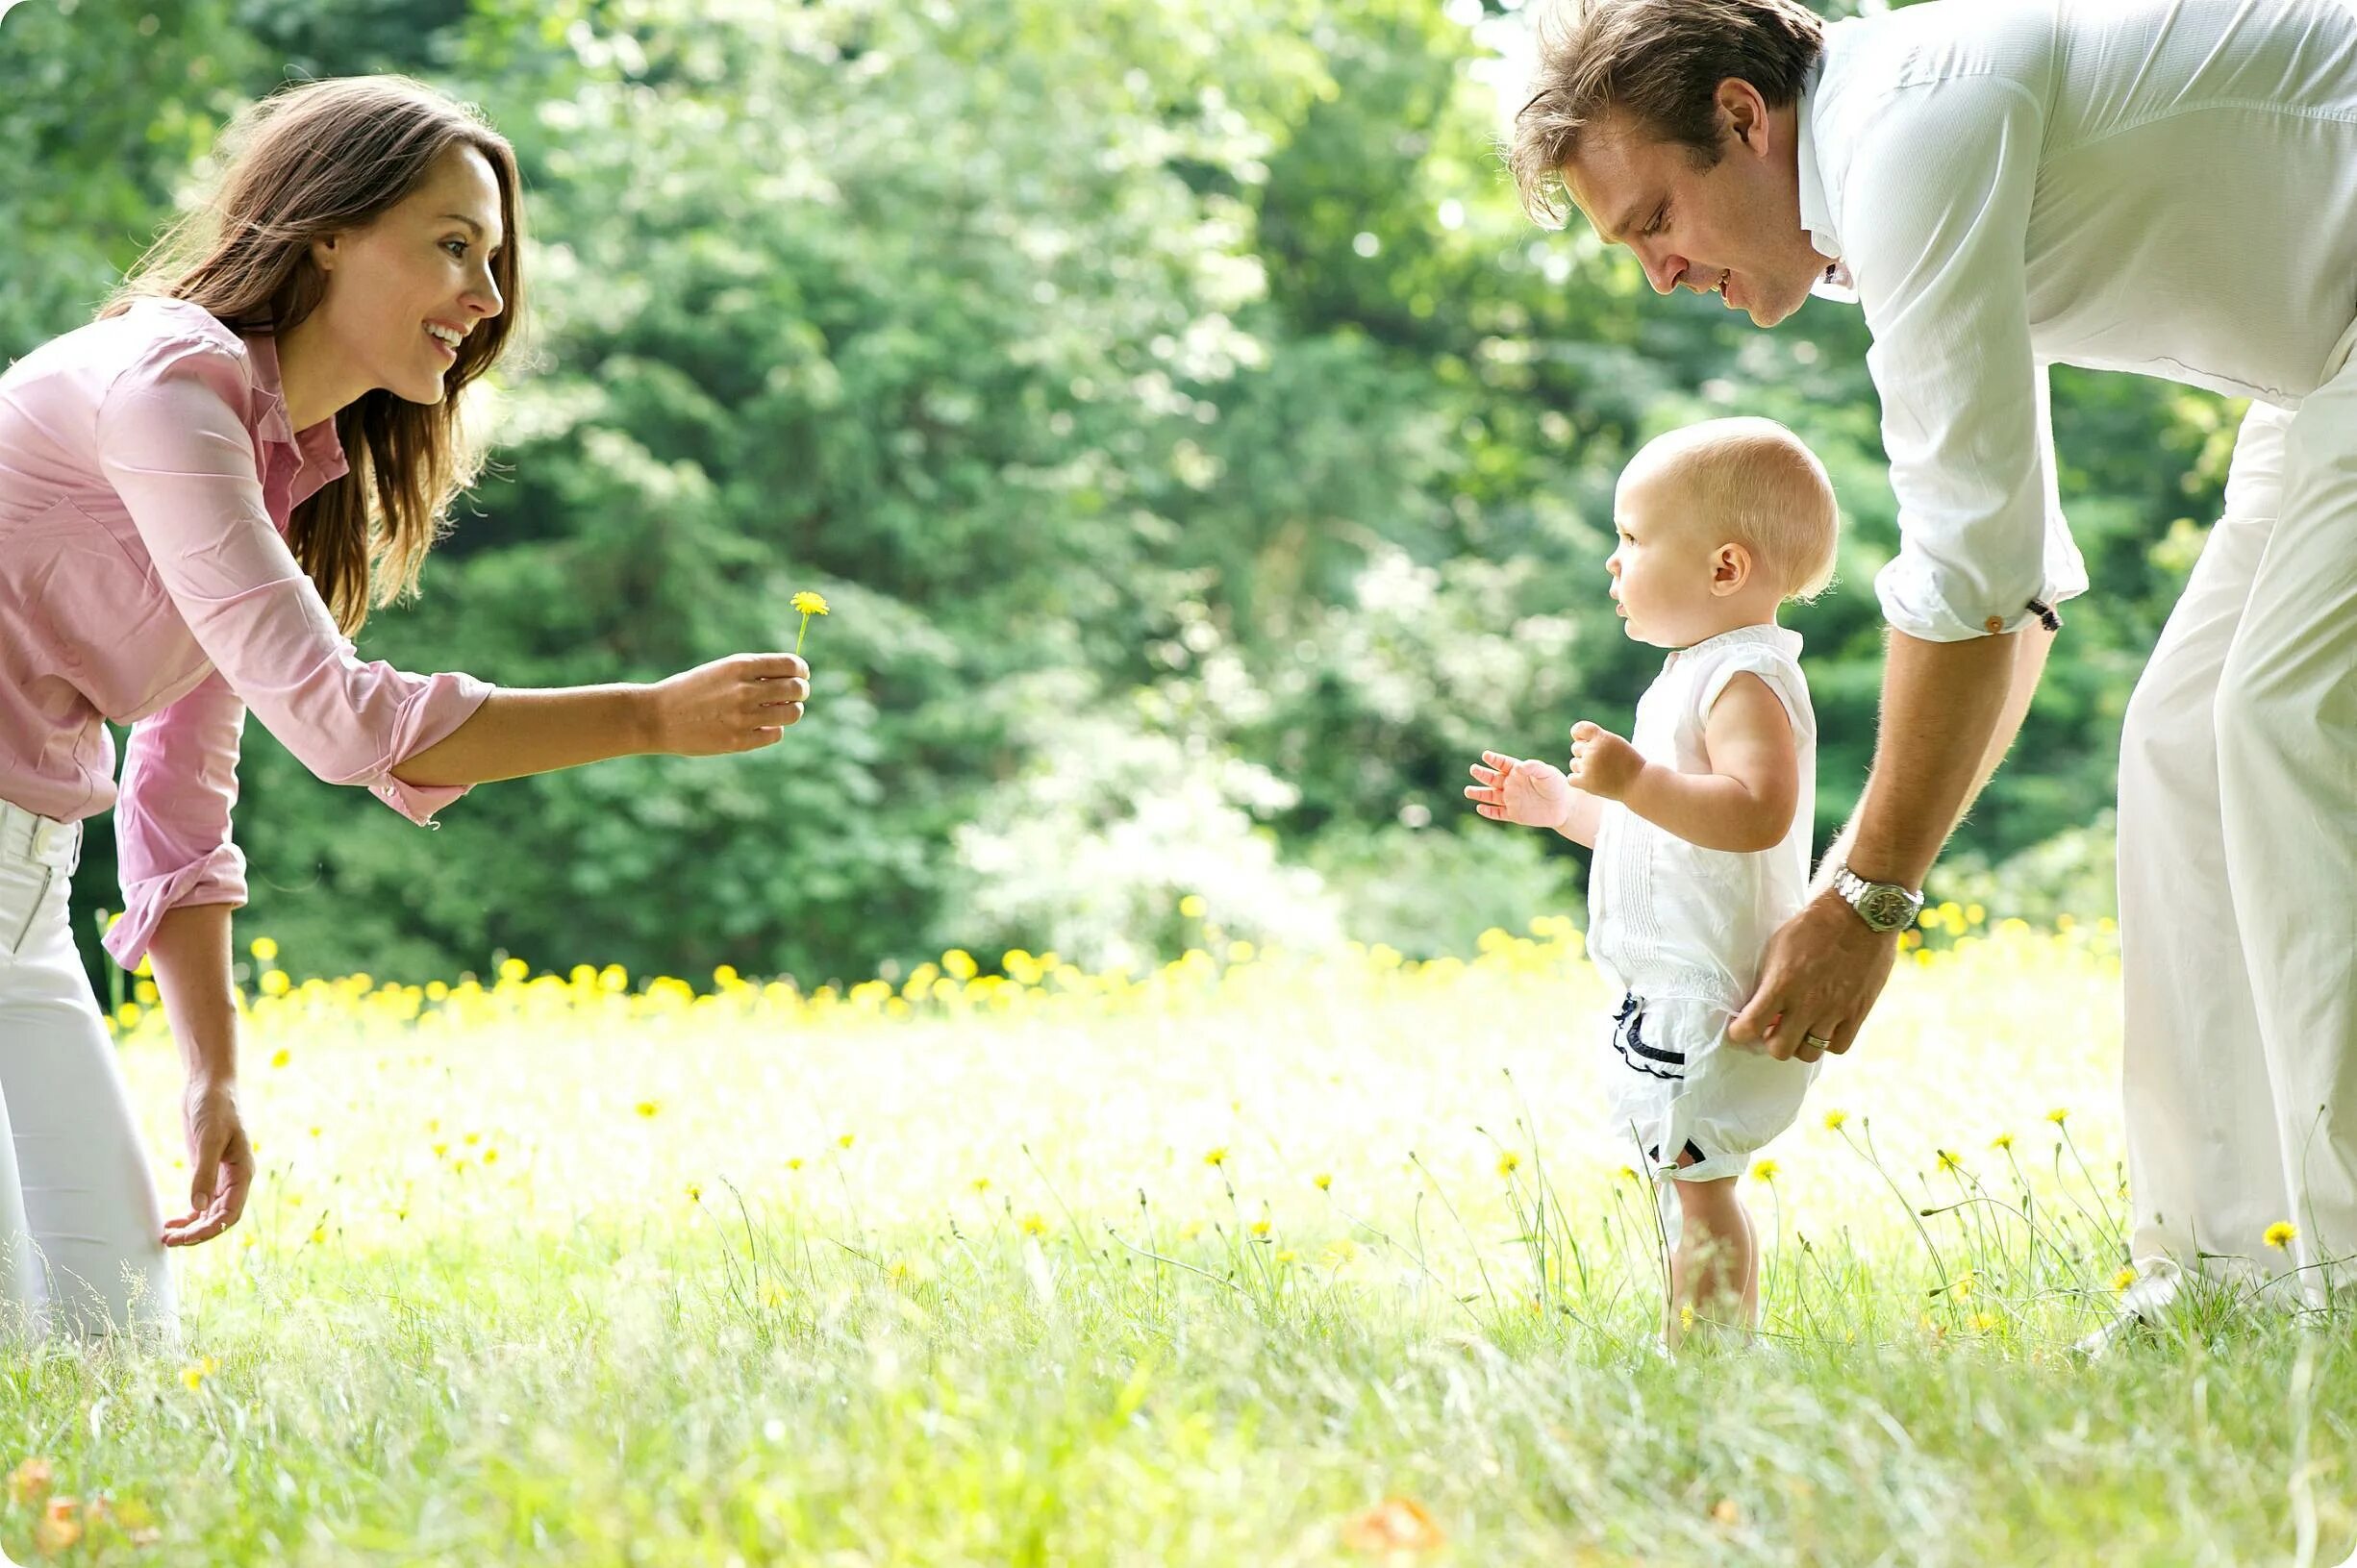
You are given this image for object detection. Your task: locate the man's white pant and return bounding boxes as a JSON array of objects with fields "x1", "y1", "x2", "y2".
[
  {"x1": 0, "y1": 802, "x2": 175, "y2": 1341},
  {"x1": 2118, "y1": 356, "x2": 2357, "y2": 1306}
]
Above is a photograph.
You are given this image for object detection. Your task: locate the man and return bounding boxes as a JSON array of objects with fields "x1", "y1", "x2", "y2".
[{"x1": 1507, "y1": 0, "x2": 2357, "y2": 1327}]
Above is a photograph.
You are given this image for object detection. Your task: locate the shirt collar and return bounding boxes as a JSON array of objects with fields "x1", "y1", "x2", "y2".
[
  {"x1": 238, "y1": 327, "x2": 351, "y2": 499},
  {"x1": 1793, "y1": 59, "x2": 1859, "y2": 304},
  {"x1": 1664, "y1": 622, "x2": 1803, "y2": 669}
]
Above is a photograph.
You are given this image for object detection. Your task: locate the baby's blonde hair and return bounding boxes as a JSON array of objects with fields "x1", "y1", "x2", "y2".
[{"x1": 1627, "y1": 416, "x2": 1840, "y2": 602}]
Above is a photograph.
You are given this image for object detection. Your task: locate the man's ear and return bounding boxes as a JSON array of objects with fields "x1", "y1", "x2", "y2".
[
  {"x1": 1712, "y1": 540, "x2": 1755, "y2": 596},
  {"x1": 1718, "y1": 77, "x2": 1773, "y2": 158}
]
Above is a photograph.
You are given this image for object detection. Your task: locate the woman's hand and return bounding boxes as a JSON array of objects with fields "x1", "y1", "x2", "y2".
[
  {"x1": 1466, "y1": 750, "x2": 1573, "y2": 829},
  {"x1": 644, "y1": 653, "x2": 810, "y2": 756},
  {"x1": 163, "y1": 1078, "x2": 253, "y2": 1247}
]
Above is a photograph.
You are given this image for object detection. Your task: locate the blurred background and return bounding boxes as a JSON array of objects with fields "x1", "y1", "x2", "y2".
[{"x1": 4, "y1": 0, "x2": 2231, "y2": 988}]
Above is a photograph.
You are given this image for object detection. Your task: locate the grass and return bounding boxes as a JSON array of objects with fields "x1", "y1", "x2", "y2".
[{"x1": 2, "y1": 917, "x2": 2348, "y2": 1564}]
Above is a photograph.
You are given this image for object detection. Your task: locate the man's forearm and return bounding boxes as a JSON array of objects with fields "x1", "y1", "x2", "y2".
[
  {"x1": 1830, "y1": 624, "x2": 2054, "y2": 891},
  {"x1": 146, "y1": 903, "x2": 239, "y2": 1087}
]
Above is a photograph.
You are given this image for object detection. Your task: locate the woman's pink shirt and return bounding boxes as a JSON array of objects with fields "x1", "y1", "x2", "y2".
[{"x1": 0, "y1": 297, "x2": 491, "y2": 967}]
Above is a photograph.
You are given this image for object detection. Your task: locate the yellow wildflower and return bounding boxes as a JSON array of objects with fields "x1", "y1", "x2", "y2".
[
  {"x1": 1313, "y1": 1172, "x2": 1332, "y2": 1191},
  {"x1": 2266, "y1": 1221, "x2": 2297, "y2": 1250},
  {"x1": 791, "y1": 589, "x2": 829, "y2": 653},
  {"x1": 248, "y1": 936, "x2": 278, "y2": 962},
  {"x1": 1936, "y1": 1149, "x2": 1964, "y2": 1174},
  {"x1": 837, "y1": 1133, "x2": 855, "y2": 1150},
  {"x1": 636, "y1": 1101, "x2": 660, "y2": 1119},
  {"x1": 1019, "y1": 1212, "x2": 1047, "y2": 1236},
  {"x1": 1823, "y1": 1108, "x2": 1848, "y2": 1131},
  {"x1": 2046, "y1": 1108, "x2": 2070, "y2": 1125},
  {"x1": 2112, "y1": 1266, "x2": 2137, "y2": 1290},
  {"x1": 1496, "y1": 1150, "x2": 1520, "y2": 1177},
  {"x1": 179, "y1": 1356, "x2": 219, "y2": 1392},
  {"x1": 1751, "y1": 1159, "x2": 1778, "y2": 1182},
  {"x1": 1991, "y1": 1132, "x2": 2015, "y2": 1151},
  {"x1": 1204, "y1": 1147, "x2": 1228, "y2": 1168}
]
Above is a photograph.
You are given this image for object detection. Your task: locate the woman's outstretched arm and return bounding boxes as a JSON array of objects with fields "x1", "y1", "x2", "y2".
[{"x1": 390, "y1": 651, "x2": 810, "y2": 787}]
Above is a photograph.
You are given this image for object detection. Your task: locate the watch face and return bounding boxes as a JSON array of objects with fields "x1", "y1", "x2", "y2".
[{"x1": 1861, "y1": 886, "x2": 1917, "y2": 931}]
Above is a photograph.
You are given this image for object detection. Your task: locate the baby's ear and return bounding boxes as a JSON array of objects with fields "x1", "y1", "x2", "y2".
[{"x1": 1711, "y1": 540, "x2": 1755, "y2": 595}]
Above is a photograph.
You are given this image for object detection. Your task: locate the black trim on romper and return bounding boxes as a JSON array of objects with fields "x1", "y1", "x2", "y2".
[{"x1": 1611, "y1": 993, "x2": 1687, "y2": 1082}]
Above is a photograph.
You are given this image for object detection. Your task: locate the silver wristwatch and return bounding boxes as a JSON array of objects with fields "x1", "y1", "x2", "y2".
[{"x1": 1831, "y1": 864, "x2": 1924, "y2": 933}]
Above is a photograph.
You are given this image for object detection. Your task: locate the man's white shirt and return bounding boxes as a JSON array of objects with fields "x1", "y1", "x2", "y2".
[{"x1": 1796, "y1": 0, "x2": 2357, "y2": 642}]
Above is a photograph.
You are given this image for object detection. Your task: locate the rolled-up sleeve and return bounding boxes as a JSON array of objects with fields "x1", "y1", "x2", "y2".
[
  {"x1": 104, "y1": 670, "x2": 250, "y2": 970},
  {"x1": 93, "y1": 339, "x2": 491, "y2": 849},
  {"x1": 1849, "y1": 77, "x2": 2089, "y2": 642}
]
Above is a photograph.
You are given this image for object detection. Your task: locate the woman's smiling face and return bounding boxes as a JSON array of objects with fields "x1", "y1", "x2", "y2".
[{"x1": 308, "y1": 143, "x2": 508, "y2": 408}]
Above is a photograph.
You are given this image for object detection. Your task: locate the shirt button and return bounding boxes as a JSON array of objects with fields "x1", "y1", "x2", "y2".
[{"x1": 1984, "y1": 615, "x2": 2004, "y2": 635}]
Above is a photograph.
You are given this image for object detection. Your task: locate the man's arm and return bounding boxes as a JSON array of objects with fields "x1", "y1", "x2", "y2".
[{"x1": 1818, "y1": 621, "x2": 2055, "y2": 891}]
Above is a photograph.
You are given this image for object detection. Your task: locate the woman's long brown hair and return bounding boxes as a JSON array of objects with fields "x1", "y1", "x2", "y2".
[{"x1": 104, "y1": 76, "x2": 525, "y2": 634}]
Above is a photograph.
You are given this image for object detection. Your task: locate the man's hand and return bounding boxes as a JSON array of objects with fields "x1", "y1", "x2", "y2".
[
  {"x1": 1727, "y1": 890, "x2": 1901, "y2": 1060},
  {"x1": 1465, "y1": 750, "x2": 1572, "y2": 829},
  {"x1": 1567, "y1": 721, "x2": 1644, "y2": 801},
  {"x1": 163, "y1": 1079, "x2": 253, "y2": 1247}
]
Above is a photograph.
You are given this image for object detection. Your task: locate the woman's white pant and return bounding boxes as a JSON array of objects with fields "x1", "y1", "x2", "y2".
[
  {"x1": 0, "y1": 802, "x2": 175, "y2": 1340},
  {"x1": 2117, "y1": 364, "x2": 2357, "y2": 1306}
]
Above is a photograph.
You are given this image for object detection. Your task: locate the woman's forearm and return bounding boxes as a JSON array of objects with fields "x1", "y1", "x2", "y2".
[
  {"x1": 391, "y1": 684, "x2": 656, "y2": 787},
  {"x1": 146, "y1": 903, "x2": 239, "y2": 1088},
  {"x1": 390, "y1": 652, "x2": 811, "y2": 788}
]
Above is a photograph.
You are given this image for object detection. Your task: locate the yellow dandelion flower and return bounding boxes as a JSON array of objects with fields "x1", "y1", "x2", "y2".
[
  {"x1": 1019, "y1": 1212, "x2": 1047, "y2": 1236},
  {"x1": 1822, "y1": 1108, "x2": 1848, "y2": 1131},
  {"x1": 1991, "y1": 1132, "x2": 2015, "y2": 1151},
  {"x1": 1204, "y1": 1147, "x2": 1228, "y2": 1168},
  {"x1": 1936, "y1": 1149, "x2": 1964, "y2": 1174},
  {"x1": 1275, "y1": 1248, "x2": 1297, "y2": 1264},
  {"x1": 1679, "y1": 1304, "x2": 1696, "y2": 1331},
  {"x1": 1313, "y1": 1172, "x2": 1332, "y2": 1191},
  {"x1": 1751, "y1": 1159, "x2": 1779, "y2": 1182},
  {"x1": 178, "y1": 1356, "x2": 219, "y2": 1392},
  {"x1": 2265, "y1": 1221, "x2": 2297, "y2": 1250},
  {"x1": 837, "y1": 1133, "x2": 855, "y2": 1150},
  {"x1": 785, "y1": 1157, "x2": 804, "y2": 1171},
  {"x1": 1496, "y1": 1150, "x2": 1520, "y2": 1177},
  {"x1": 309, "y1": 1225, "x2": 327, "y2": 1245},
  {"x1": 2112, "y1": 1266, "x2": 2138, "y2": 1290},
  {"x1": 1970, "y1": 1312, "x2": 1997, "y2": 1333},
  {"x1": 2046, "y1": 1108, "x2": 2070, "y2": 1125},
  {"x1": 1617, "y1": 1164, "x2": 1639, "y2": 1182},
  {"x1": 635, "y1": 1101, "x2": 660, "y2": 1119},
  {"x1": 685, "y1": 1183, "x2": 702, "y2": 1203},
  {"x1": 269, "y1": 1048, "x2": 290, "y2": 1070},
  {"x1": 483, "y1": 1148, "x2": 498, "y2": 1165},
  {"x1": 248, "y1": 936, "x2": 278, "y2": 962},
  {"x1": 790, "y1": 589, "x2": 830, "y2": 653}
]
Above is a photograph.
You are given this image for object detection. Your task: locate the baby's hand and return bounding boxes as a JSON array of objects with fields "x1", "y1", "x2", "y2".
[
  {"x1": 1466, "y1": 750, "x2": 1572, "y2": 830},
  {"x1": 1567, "y1": 721, "x2": 1644, "y2": 801}
]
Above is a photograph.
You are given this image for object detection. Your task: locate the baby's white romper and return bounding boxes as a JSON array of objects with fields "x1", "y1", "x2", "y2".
[{"x1": 1585, "y1": 625, "x2": 1821, "y2": 1182}]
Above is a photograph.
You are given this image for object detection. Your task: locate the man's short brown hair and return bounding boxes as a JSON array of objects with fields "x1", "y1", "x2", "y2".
[{"x1": 1507, "y1": 0, "x2": 1826, "y2": 225}]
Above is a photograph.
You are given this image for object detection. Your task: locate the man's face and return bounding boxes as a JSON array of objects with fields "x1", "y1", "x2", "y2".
[{"x1": 1561, "y1": 98, "x2": 1825, "y2": 329}]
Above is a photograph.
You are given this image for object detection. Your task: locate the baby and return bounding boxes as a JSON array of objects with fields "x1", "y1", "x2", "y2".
[{"x1": 1465, "y1": 416, "x2": 1839, "y2": 1347}]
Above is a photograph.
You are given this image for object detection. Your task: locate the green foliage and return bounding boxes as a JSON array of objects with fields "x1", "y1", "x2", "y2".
[{"x1": 17, "y1": 0, "x2": 2235, "y2": 983}]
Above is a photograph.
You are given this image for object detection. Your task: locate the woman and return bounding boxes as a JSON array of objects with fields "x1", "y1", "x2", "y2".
[{"x1": 0, "y1": 76, "x2": 810, "y2": 1341}]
